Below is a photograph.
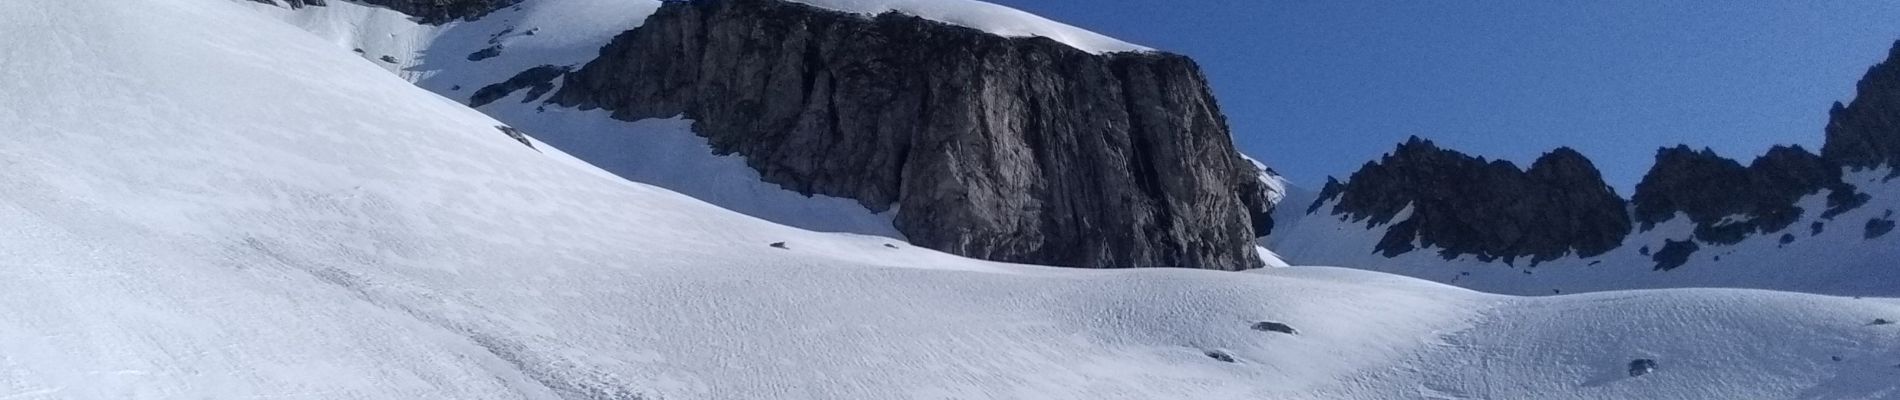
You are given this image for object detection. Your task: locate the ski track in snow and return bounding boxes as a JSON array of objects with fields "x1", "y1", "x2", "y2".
[{"x1": 0, "y1": 0, "x2": 1896, "y2": 398}]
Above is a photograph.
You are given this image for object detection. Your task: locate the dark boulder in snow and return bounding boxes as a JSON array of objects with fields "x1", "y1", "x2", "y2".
[
  {"x1": 554, "y1": 0, "x2": 1269, "y2": 270},
  {"x1": 1250, "y1": 321, "x2": 1298, "y2": 335},
  {"x1": 466, "y1": 45, "x2": 503, "y2": 62},
  {"x1": 1865, "y1": 217, "x2": 1895, "y2": 239},
  {"x1": 769, "y1": 242, "x2": 789, "y2": 250},
  {"x1": 1204, "y1": 350, "x2": 1236, "y2": 363},
  {"x1": 495, "y1": 126, "x2": 535, "y2": 150},
  {"x1": 1873, "y1": 318, "x2": 1894, "y2": 325},
  {"x1": 1628, "y1": 359, "x2": 1658, "y2": 377},
  {"x1": 1651, "y1": 239, "x2": 1699, "y2": 271},
  {"x1": 1313, "y1": 139, "x2": 1629, "y2": 265}
]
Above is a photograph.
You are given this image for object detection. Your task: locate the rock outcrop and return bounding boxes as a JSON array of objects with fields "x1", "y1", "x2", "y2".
[
  {"x1": 1314, "y1": 137, "x2": 1629, "y2": 264},
  {"x1": 249, "y1": 0, "x2": 517, "y2": 24},
  {"x1": 1824, "y1": 41, "x2": 1900, "y2": 172},
  {"x1": 550, "y1": 0, "x2": 1268, "y2": 270}
]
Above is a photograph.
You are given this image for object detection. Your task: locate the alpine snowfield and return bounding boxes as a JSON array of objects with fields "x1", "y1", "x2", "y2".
[{"x1": 2, "y1": 0, "x2": 1898, "y2": 399}]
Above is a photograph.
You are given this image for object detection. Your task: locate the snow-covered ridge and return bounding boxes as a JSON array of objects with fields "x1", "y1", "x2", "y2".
[{"x1": 787, "y1": 0, "x2": 1152, "y2": 54}]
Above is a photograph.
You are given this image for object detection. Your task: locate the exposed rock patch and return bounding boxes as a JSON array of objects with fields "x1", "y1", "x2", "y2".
[
  {"x1": 255, "y1": 0, "x2": 520, "y2": 24},
  {"x1": 1865, "y1": 215, "x2": 1895, "y2": 239},
  {"x1": 470, "y1": 65, "x2": 569, "y2": 108},
  {"x1": 1250, "y1": 321, "x2": 1298, "y2": 335},
  {"x1": 1651, "y1": 239, "x2": 1699, "y2": 271},
  {"x1": 1628, "y1": 359, "x2": 1658, "y2": 377}
]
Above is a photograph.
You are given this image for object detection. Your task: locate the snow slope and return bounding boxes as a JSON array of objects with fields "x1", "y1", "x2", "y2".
[
  {"x1": 244, "y1": 0, "x2": 906, "y2": 237},
  {"x1": 5, "y1": 0, "x2": 1900, "y2": 399},
  {"x1": 1276, "y1": 171, "x2": 1900, "y2": 297},
  {"x1": 240, "y1": 0, "x2": 1151, "y2": 238}
]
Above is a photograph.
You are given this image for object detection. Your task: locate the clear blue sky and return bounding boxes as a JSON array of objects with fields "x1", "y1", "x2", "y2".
[{"x1": 985, "y1": 0, "x2": 1900, "y2": 191}]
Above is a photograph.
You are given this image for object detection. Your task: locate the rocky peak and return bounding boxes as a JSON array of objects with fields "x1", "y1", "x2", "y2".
[
  {"x1": 1630, "y1": 146, "x2": 1753, "y2": 230},
  {"x1": 1630, "y1": 145, "x2": 1860, "y2": 244},
  {"x1": 551, "y1": 0, "x2": 1267, "y2": 270},
  {"x1": 1822, "y1": 40, "x2": 1900, "y2": 172},
  {"x1": 1316, "y1": 137, "x2": 1629, "y2": 264}
]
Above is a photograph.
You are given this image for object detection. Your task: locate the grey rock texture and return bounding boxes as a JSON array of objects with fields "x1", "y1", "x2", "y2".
[
  {"x1": 551, "y1": 0, "x2": 1267, "y2": 270},
  {"x1": 1312, "y1": 138, "x2": 1629, "y2": 265}
]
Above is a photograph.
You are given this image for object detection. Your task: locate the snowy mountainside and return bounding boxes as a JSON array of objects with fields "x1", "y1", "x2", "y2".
[
  {"x1": 250, "y1": 0, "x2": 1272, "y2": 270},
  {"x1": 242, "y1": 0, "x2": 905, "y2": 237},
  {"x1": 7, "y1": 0, "x2": 1900, "y2": 399}
]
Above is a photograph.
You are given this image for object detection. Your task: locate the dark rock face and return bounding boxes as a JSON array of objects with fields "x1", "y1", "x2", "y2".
[
  {"x1": 1314, "y1": 138, "x2": 1629, "y2": 264},
  {"x1": 251, "y1": 0, "x2": 516, "y2": 24},
  {"x1": 1824, "y1": 41, "x2": 1900, "y2": 172},
  {"x1": 552, "y1": 0, "x2": 1266, "y2": 270},
  {"x1": 1630, "y1": 145, "x2": 1857, "y2": 244}
]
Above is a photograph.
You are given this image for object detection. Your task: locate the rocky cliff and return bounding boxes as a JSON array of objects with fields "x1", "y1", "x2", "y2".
[
  {"x1": 547, "y1": 0, "x2": 1268, "y2": 270},
  {"x1": 1313, "y1": 138, "x2": 1629, "y2": 265}
]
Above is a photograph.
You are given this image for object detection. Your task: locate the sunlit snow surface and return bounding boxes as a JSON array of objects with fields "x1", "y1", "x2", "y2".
[
  {"x1": 787, "y1": 0, "x2": 1151, "y2": 54},
  {"x1": 0, "y1": 0, "x2": 1897, "y2": 399}
]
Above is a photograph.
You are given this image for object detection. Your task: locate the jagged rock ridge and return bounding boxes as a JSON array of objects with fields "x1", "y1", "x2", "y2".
[
  {"x1": 1630, "y1": 145, "x2": 1863, "y2": 244},
  {"x1": 547, "y1": 0, "x2": 1269, "y2": 270},
  {"x1": 1315, "y1": 137, "x2": 1629, "y2": 265},
  {"x1": 1312, "y1": 40, "x2": 1900, "y2": 270}
]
